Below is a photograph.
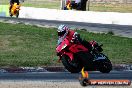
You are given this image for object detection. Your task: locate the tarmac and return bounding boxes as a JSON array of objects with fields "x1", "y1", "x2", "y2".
[{"x1": 0, "y1": 64, "x2": 132, "y2": 73}]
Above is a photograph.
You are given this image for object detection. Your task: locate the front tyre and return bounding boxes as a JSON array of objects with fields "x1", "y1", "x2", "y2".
[{"x1": 61, "y1": 55, "x2": 82, "y2": 73}]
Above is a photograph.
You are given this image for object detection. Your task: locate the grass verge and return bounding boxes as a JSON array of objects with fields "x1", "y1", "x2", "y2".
[{"x1": 0, "y1": 22, "x2": 132, "y2": 67}]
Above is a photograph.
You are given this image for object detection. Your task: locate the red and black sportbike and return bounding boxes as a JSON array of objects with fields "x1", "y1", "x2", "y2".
[{"x1": 56, "y1": 38, "x2": 112, "y2": 73}]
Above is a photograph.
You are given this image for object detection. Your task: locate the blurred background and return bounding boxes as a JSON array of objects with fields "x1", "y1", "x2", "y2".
[{"x1": 0, "y1": 0, "x2": 132, "y2": 12}]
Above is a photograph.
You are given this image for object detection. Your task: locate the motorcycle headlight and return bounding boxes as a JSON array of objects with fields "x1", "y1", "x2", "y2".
[{"x1": 61, "y1": 44, "x2": 67, "y2": 50}]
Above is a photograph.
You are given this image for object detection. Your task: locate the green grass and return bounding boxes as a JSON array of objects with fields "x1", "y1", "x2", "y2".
[
  {"x1": 23, "y1": 0, "x2": 60, "y2": 9},
  {"x1": 0, "y1": 22, "x2": 132, "y2": 67},
  {"x1": 89, "y1": 3, "x2": 132, "y2": 13},
  {"x1": 0, "y1": 22, "x2": 59, "y2": 67}
]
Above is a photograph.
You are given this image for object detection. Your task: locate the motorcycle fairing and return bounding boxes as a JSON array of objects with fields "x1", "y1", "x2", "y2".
[
  {"x1": 56, "y1": 37, "x2": 89, "y2": 61},
  {"x1": 68, "y1": 44, "x2": 88, "y2": 53},
  {"x1": 93, "y1": 54, "x2": 107, "y2": 61},
  {"x1": 56, "y1": 38, "x2": 70, "y2": 53}
]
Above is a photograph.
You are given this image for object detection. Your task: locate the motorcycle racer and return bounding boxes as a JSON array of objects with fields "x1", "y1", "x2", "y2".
[
  {"x1": 57, "y1": 24, "x2": 92, "y2": 52},
  {"x1": 56, "y1": 25, "x2": 112, "y2": 73}
]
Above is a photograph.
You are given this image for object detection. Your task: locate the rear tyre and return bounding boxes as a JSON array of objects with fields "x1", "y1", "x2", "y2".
[
  {"x1": 99, "y1": 59, "x2": 112, "y2": 73},
  {"x1": 95, "y1": 54, "x2": 112, "y2": 73},
  {"x1": 61, "y1": 55, "x2": 82, "y2": 73}
]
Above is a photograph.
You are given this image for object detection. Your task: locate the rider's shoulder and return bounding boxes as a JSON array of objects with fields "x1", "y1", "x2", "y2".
[{"x1": 68, "y1": 30, "x2": 76, "y2": 34}]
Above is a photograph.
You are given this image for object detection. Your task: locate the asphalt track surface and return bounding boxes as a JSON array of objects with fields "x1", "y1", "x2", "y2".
[
  {"x1": 0, "y1": 17, "x2": 132, "y2": 38},
  {"x1": 0, "y1": 71, "x2": 132, "y2": 81}
]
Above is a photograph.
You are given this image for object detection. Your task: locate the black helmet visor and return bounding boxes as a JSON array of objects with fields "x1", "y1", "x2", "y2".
[{"x1": 58, "y1": 30, "x2": 66, "y2": 36}]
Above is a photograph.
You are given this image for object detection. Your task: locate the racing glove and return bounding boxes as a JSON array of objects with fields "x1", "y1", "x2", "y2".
[{"x1": 71, "y1": 32, "x2": 82, "y2": 44}]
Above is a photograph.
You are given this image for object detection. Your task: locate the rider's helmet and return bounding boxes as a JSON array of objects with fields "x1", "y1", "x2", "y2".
[{"x1": 57, "y1": 24, "x2": 69, "y2": 37}]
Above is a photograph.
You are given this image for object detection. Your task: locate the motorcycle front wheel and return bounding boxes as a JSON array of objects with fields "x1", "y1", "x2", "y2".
[{"x1": 61, "y1": 55, "x2": 83, "y2": 73}]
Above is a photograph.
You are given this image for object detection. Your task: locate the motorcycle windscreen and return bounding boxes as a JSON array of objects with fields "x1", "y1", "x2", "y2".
[{"x1": 56, "y1": 38, "x2": 70, "y2": 53}]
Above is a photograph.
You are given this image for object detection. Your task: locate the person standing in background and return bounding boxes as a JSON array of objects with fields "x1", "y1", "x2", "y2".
[
  {"x1": 80, "y1": 0, "x2": 88, "y2": 11},
  {"x1": 9, "y1": 0, "x2": 20, "y2": 15}
]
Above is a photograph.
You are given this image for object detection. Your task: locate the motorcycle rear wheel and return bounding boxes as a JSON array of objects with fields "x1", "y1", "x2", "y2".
[
  {"x1": 98, "y1": 59, "x2": 112, "y2": 73},
  {"x1": 94, "y1": 54, "x2": 112, "y2": 73},
  {"x1": 61, "y1": 55, "x2": 83, "y2": 73}
]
